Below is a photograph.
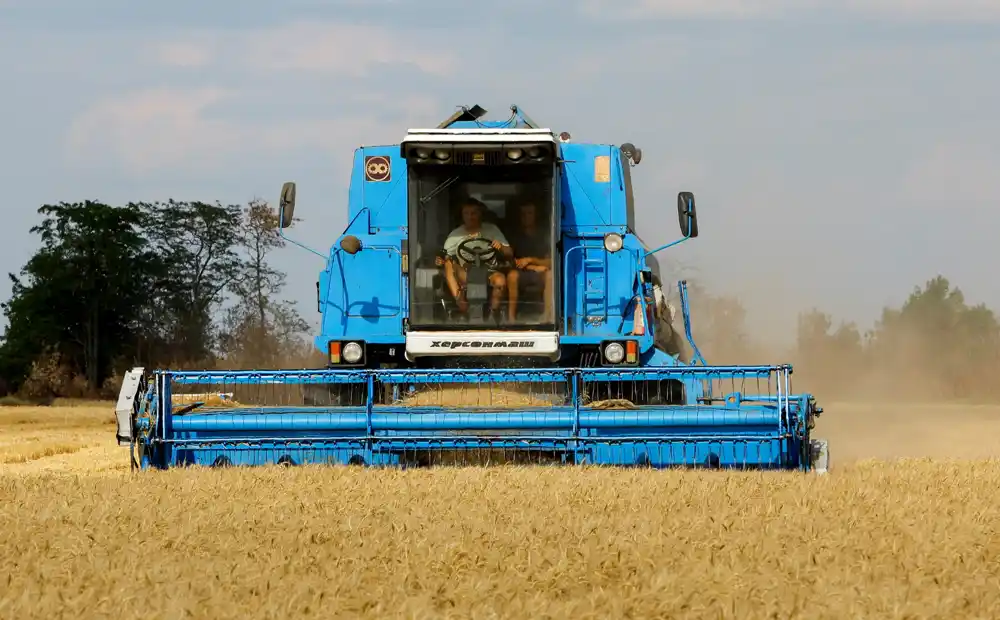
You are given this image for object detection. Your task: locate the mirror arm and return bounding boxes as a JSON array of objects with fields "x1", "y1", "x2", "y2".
[
  {"x1": 278, "y1": 204, "x2": 327, "y2": 260},
  {"x1": 643, "y1": 234, "x2": 691, "y2": 258},
  {"x1": 278, "y1": 227, "x2": 327, "y2": 259}
]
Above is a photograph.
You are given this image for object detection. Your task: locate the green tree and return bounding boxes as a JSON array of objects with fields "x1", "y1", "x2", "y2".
[
  {"x1": 0, "y1": 201, "x2": 161, "y2": 393},
  {"x1": 0, "y1": 197, "x2": 313, "y2": 398},
  {"x1": 868, "y1": 275, "x2": 1000, "y2": 399},
  {"x1": 135, "y1": 200, "x2": 245, "y2": 365}
]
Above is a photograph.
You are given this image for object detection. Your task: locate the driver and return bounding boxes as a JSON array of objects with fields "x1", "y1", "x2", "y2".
[{"x1": 438, "y1": 198, "x2": 513, "y2": 315}]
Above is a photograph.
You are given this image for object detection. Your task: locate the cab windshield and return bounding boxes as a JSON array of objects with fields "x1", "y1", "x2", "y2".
[{"x1": 407, "y1": 164, "x2": 556, "y2": 330}]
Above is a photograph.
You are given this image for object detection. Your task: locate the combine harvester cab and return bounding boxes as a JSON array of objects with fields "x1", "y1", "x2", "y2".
[{"x1": 115, "y1": 104, "x2": 829, "y2": 473}]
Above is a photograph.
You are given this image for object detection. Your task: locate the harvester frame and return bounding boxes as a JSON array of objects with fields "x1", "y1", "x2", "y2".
[{"x1": 114, "y1": 104, "x2": 829, "y2": 473}]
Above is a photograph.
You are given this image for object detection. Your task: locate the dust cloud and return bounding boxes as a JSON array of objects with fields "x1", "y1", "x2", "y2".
[
  {"x1": 717, "y1": 279, "x2": 1000, "y2": 463},
  {"x1": 796, "y1": 326, "x2": 1000, "y2": 462},
  {"x1": 815, "y1": 401, "x2": 1000, "y2": 462}
]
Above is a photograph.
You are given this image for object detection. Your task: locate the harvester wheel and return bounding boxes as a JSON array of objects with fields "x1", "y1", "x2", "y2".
[
  {"x1": 212, "y1": 455, "x2": 233, "y2": 468},
  {"x1": 810, "y1": 438, "x2": 829, "y2": 475}
]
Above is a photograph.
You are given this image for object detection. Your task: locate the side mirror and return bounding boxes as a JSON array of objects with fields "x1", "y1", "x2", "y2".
[
  {"x1": 677, "y1": 191, "x2": 699, "y2": 238},
  {"x1": 620, "y1": 143, "x2": 642, "y2": 165},
  {"x1": 279, "y1": 181, "x2": 296, "y2": 228}
]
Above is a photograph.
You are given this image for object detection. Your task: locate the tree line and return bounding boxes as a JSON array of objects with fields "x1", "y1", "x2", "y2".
[
  {"x1": 1, "y1": 199, "x2": 996, "y2": 403},
  {"x1": 0, "y1": 200, "x2": 318, "y2": 400},
  {"x1": 685, "y1": 276, "x2": 1000, "y2": 402}
]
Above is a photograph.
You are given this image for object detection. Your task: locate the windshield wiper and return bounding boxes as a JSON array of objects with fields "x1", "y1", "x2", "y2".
[{"x1": 420, "y1": 176, "x2": 460, "y2": 204}]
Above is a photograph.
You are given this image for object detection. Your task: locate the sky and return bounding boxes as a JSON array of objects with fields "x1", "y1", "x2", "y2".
[{"x1": 1, "y1": 0, "x2": 998, "y2": 346}]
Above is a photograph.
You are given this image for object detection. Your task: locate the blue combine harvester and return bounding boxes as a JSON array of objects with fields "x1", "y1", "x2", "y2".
[{"x1": 114, "y1": 104, "x2": 829, "y2": 472}]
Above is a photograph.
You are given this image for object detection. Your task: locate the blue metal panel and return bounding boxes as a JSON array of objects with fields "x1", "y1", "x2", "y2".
[
  {"x1": 354, "y1": 145, "x2": 408, "y2": 233},
  {"x1": 561, "y1": 238, "x2": 644, "y2": 340},
  {"x1": 553, "y1": 142, "x2": 650, "y2": 344},
  {"x1": 560, "y1": 143, "x2": 614, "y2": 231},
  {"x1": 315, "y1": 146, "x2": 409, "y2": 349},
  {"x1": 318, "y1": 239, "x2": 404, "y2": 344}
]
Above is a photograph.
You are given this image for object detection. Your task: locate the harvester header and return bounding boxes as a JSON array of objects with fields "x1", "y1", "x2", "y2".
[{"x1": 115, "y1": 104, "x2": 829, "y2": 473}]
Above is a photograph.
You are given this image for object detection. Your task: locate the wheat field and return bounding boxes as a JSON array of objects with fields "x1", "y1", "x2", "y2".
[{"x1": 2, "y1": 402, "x2": 1000, "y2": 619}]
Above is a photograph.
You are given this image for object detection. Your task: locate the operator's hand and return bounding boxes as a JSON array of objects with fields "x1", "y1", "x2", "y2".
[
  {"x1": 527, "y1": 264, "x2": 548, "y2": 273},
  {"x1": 435, "y1": 255, "x2": 444, "y2": 267},
  {"x1": 492, "y1": 239, "x2": 513, "y2": 259},
  {"x1": 515, "y1": 257, "x2": 534, "y2": 269}
]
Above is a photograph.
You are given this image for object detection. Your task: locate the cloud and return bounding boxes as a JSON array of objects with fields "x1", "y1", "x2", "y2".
[
  {"x1": 580, "y1": 0, "x2": 1000, "y2": 21},
  {"x1": 64, "y1": 18, "x2": 461, "y2": 174},
  {"x1": 150, "y1": 20, "x2": 458, "y2": 77},
  {"x1": 66, "y1": 88, "x2": 235, "y2": 172},
  {"x1": 64, "y1": 87, "x2": 442, "y2": 174}
]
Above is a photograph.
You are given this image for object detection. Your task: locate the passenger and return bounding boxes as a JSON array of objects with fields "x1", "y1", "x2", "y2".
[
  {"x1": 437, "y1": 198, "x2": 513, "y2": 315},
  {"x1": 505, "y1": 201, "x2": 553, "y2": 322}
]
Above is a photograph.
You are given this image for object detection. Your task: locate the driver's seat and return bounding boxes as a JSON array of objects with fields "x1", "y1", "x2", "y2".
[{"x1": 433, "y1": 261, "x2": 509, "y2": 325}]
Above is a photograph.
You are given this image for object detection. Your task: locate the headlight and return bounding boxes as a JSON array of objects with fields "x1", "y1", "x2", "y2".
[
  {"x1": 604, "y1": 233, "x2": 624, "y2": 253},
  {"x1": 506, "y1": 148, "x2": 524, "y2": 161},
  {"x1": 342, "y1": 342, "x2": 363, "y2": 364},
  {"x1": 604, "y1": 342, "x2": 625, "y2": 364},
  {"x1": 433, "y1": 149, "x2": 451, "y2": 161}
]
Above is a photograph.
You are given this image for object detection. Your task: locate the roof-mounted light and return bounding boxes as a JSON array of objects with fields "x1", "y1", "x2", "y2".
[{"x1": 403, "y1": 140, "x2": 554, "y2": 166}]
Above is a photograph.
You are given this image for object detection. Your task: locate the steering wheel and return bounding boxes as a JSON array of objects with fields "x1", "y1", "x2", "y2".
[{"x1": 455, "y1": 237, "x2": 499, "y2": 267}]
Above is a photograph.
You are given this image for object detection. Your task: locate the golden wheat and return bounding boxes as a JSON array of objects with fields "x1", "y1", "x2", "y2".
[
  {"x1": 398, "y1": 383, "x2": 559, "y2": 408},
  {"x1": 0, "y1": 405, "x2": 113, "y2": 466},
  {"x1": 1, "y1": 403, "x2": 999, "y2": 619}
]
